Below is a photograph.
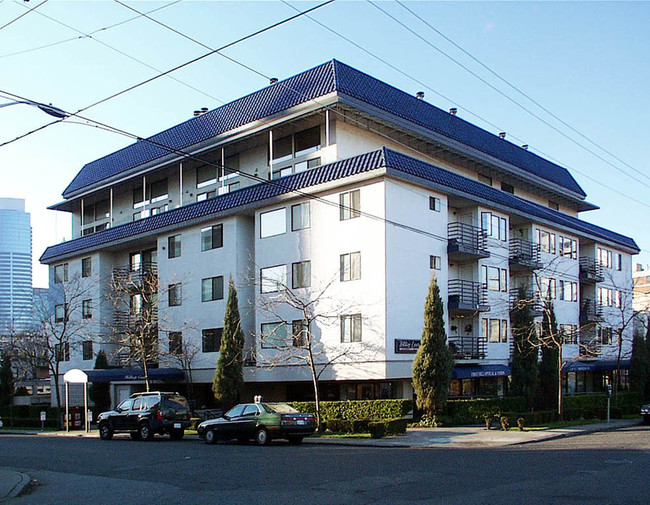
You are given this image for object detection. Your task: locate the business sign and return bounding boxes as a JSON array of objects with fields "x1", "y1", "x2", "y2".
[
  {"x1": 395, "y1": 339, "x2": 420, "y2": 354},
  {"x1": 469, "y1": 370, "x2": 508, "y2": 378}
]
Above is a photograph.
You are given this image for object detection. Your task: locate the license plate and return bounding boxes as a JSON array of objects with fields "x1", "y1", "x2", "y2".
[
  {"x1": 297, "y1": 420, "x2": 307, "y2": 425},
  {"x1": 174, "y1": 423, "x2": 181, "y2": 429}
]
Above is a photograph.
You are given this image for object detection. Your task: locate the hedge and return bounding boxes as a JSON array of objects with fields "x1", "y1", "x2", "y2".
[
  {"x1": 444, "y1": 397, "x2": 527, "y2": 424},
  {"x1": 0, "y1": 406, "x2": 59, "y2": 419},
  {"x1": 290, "y1": 400, "x2": 412, "y2": 421}
]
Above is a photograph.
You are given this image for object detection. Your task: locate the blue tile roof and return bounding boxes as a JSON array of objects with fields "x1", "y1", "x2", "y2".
[
  {"x1": 40, "y1": 147, "x2": 637, "y2": 263},
  {"x1": 62, "y1": 60, "x2": 586, "y2": 199}
]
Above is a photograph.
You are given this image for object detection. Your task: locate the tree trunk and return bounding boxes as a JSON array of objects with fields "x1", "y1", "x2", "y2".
[
  {"x1": 307, "y1": 346, "x2": 322, "y2": 432},
  {"x1": 557, "y1": 348, "x2": 563, "y2": 419}
]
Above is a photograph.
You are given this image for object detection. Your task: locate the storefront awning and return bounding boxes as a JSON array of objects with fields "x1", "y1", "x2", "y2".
[
  {"x1": 453, "y1": 364, "x2": 510, "y2": 380},
  {"x1": 563, "y1": 359, "x2": 631, "y2": 373},
  {"x1": 83, "y1": 368, "x2": 185, "y2": 383}
]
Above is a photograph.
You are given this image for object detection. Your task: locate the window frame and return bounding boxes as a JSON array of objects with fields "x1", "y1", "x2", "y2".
[
  {"x1": 261, "y1": 321, "x2": 289, "y2": 348},
  {"x1": 340, "y1": 314, "x2": 362, "y2": 343},
  {"x1": 339, "y1": 190, "x2": 361, "y2": 221},
  {"x1": 81, "y1": 257, "x2": 92, "y2": 278},
  {"x1": 201, "y1": 224, "x2": 224, "y2": 252},
  {"x1": 260, "y1": 265, "x2": 287, "y2": 293},
  {"x1": 169, "y1": 332, "x2": 183, "y2": 356},
  {"x1": 340, "y1": 252, "x2": 361, "y2": 282},
  {"x1": 291, "y1": 202, "x2": 310, "y2": 231},
  {"x1": 168, "y1": 283, "x2": 182, "y2": 307},
  {"x1": 202, "y1": 328, "x2": 223, "y2": 353},
  {"x1": 168, "y1": 235, "x2": 181, "y2": 259},
  {"x1": 201, "y1": 276, "x2": 224, "y2": 302},
  {"x1": 54, "y1": 263, "x2": 69, "y2": 284},
  {"x1": 82, "y1": 299, "x2": 93, "y2": 319},
  {"x1": 260, "y1": 208, "x2": 287, "y2": 238},
  {"x1": 82, "y1": 340, "x2": 93, "y2": 361},
  {"x1": 291, "y1": 261, "x2": 311, "y2": 289}
]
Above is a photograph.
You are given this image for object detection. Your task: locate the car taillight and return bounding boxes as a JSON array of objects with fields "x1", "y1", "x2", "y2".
[{"x1": 157, "y1": 409, "x2": 163, "y2": 420}]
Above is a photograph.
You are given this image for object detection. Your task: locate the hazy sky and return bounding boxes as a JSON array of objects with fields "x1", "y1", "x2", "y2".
[{"x1": 1, "y1": 0, "x2": 648, "y2": 288}]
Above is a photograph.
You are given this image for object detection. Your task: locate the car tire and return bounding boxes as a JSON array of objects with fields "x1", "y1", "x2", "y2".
[
  {"x1": 130, "y1": 432, "x2": 141, "y2": 440},
  {"x1": 287, "y1": 436, "x2": 303, "y2": 445},
  {"x1": 170, "y1": 429, "x2": 184, "y2": 440},
  {"x1": 139, "y1": 422, "x2": 154, "y2": 441},
  {"x1": 255, "y1": 428, "x2": 269, "y2": 446},
  {"x1": 204, "y1": 428, "x2": 217, "y2": 445},
  {"x1": 99, "y1": 422, "x2": 113, "y2": 441}
]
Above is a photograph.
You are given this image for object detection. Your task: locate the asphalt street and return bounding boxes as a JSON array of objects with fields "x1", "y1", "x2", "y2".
[{"x1": 1, "y1": 425, "x2": 649, "y2": 505}]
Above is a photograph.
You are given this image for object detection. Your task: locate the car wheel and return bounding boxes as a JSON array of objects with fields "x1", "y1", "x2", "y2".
[
  {"x1": 130, "y1": 432, "x2": 141, "y2": 440},
  {"x1": 170, "y1": 429, "x2": 184, "y2": 440},
  {"x1": 255, "y1": 428, "x2": 269, "y2": 446},
  {"x1": 288, "y1": 436, "x2": 303, "y2": 445},
  {"x1": 99, "y1": 422, "x2": 113, "y2": 441},
  {"x1": 139, "y1": 422, "x2": 153, "y2": 441},
  {"x1": 204, "y1": 428, "x2": 217, "y2": 445}
]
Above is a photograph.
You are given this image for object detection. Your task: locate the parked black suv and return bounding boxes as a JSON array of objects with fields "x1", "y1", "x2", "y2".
[{"x1": 97, "y1": 392, "x2": 191, "y2": 441}]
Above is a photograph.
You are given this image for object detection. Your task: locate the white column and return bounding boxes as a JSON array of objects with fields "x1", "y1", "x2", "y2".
[
  {"x1": 109, "y1": 187, "x2": 113, "y2": 226},
  {"x1": 325, "y1": 109, "x2": 330, "y2": 147},
  {"x1": 179, "y1": 163, "x2": 183, "y2": 206},
  {"x1": 269, "y1": 130, "x2": 273, "y2": 180}
]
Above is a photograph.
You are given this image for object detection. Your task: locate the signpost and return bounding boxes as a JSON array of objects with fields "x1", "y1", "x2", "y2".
[{"x1": 40, "y1": 411, "x2": 46, "y2": 431}]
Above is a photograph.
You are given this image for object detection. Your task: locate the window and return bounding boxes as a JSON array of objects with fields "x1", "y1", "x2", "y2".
[
  {"x1": 261, "y1": 265, "x2": 286, "y2": 293},
  {"x1": 548, "y1": 200, "x2": 559, "y2": 211},
  {"x1": 202, "y1": 328, "x2": 223, "y2": 353},
  {"x1": 168, "y1": 235, "x2": 181, "y2": 258},
  {"x1": 340, "y1": 252, "x2": 361, "y2": 281},
  {"x1": 292, "y1": 261, "x2": 311, "y2": 289},
  {"x1": 291, "y1": 203, "x2": 310, "y2": 231},
  {"x1": 541, "y1": 277, "x2": 556, "y2": 300},
  {"x1": 82, "y1": 341, "x2": 93, "y2": 361},
  {"x1": 560, "y1": 324, "x2": 578, "y2": 344},
  {"x1": 339, "y1": 190, "x2": 361, "y2": 220},
  {"x1": 271, "y1": 127, "x2": 321, "y2": 177},
  {"x1": 197, "y1": 164, "x2": 217, "y2": 188},
  {"x1": 598, "y1": 327, "x2": 613, "y2": 345},
  {"x1": 81, "y1": 257, "x2": 92, "y2": 278},
  {"x1": 478, "y1": 174, "x2": 492, "y2": 186},
  {"x1": 559, "y1": 281, "x2": 578, "y2": 302},
  {"x1": 292, "y1": 320, "x2": 308, "y2": 347},
  {"x1": 131, "y1": 293, "x2": 142, "y2": 314},
  {"x1": 598, "y1": 247, "x2": 613, "y2": 268},
  {"x1": 261, "y1": 322, "x2": 289, "y2": 348},
  {"x1": 169, "y1": 332, "x2": 183, "y2": 356},
  {"x1": 197, "y1": 190, "x2": 216, "y2": 202},
  {"x1": 260, "y1": 208, "x2": 286, "y2": 238},
  {"x1": 482, "y1": 318, "x2": 507, "y2": 343},
  {"x1": 295, "y1": 126, "x2": 320, "y2": 157},
  {"x1": 201, "y1": 224, "x2": 223, "y2": 251},
  {"x1": 55, "y1": 304, "x2": 67, "y2": 323},
  {"x1": 55, "y1": 342, "x2": 70, "y2": 362},
  {"x1": 340, "y1": 314, "x2": 362, "y2": 343},
  {"x1": 501, "y1": 182, "x2": 514, "y2": 194},
  {"x1": 558, "y1": 236, "x2": 578, "y2": 259},
  {"x1": 82, "y1": 299, "x2": 93, "y2": 319},
  {"x1": 202, "y1": 276, "x2": 224, "y2": 302},
  {"x1": 54, "y1": 263, "x2": 68, "y2": 284},
  {"x1": 480, "y1": 212, "x2": 507, "y2": 241},
  {"x1": 430, "y1": 255, "x2": 442, "y2": 270},
  {"x1": 615, "y1": 290, "x2": 622, "y2": 308},
  {"x1": 616, "y1": 253, "x2": 622, "y2": 271},
  {"x1": 536, "y1": 229, "x2": 556, "y2": 254},
  {"x1": 168, "y1": 283, "x2": 182, "y2": 307},
  {"x1": 482, "y1": 265, "x2": 507, "y2": 292},
  {"x1": 133, "y1": 179, "x2": 168, "y2": 208},
  {"x1": 429, "y1": 196, "x2": 441, "y2": 212}
]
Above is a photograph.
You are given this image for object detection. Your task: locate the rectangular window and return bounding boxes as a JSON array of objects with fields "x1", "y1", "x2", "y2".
[
  {"x1": 339, "y1": 190, "x2": 361, "y2": 220},
  {"x1": 487, "y1": 266, "x2": 500, "y2": 291},
  {"x1": 295, "y1": 126, "x2": 321, "y2": 157},
  {"x1": 489, "y1": 319, "x2": 501, "y2": 343},
  {"x1": 616, "y1": 253, "x2": 622, "y2": 271},
  {"x1": 340, "y1": 252, "x2": 362, "y2": 281},
  {"x1": 480, "y1": 212, "x2": 507, "y2": 240},
  {"x1": 197, "y1": 190, "x2": 216, "y2": 202},
  {"x1": 261, "y1": 265, "x2": 287, "y2": 293},
  {"x1": 541, "y1": 277, "x2": 556, "y2": 300},
  {"x1": 429, "y1": 255, "x2": 442, "y2": 270},
  {"x1": 598, "y1": 247, "x2": 613, "y2": 268},
  {"x1": 168, "y1": 283, "x2": 182, "y2": 307},
  {"x1": 292, "y1": 261, "x2": 311, "y2": 289},
  {"x1": 169, "y1": 332, "x2": 183, "y2": 356},
  {"x1": 292, "y1": 320, "x2": 308, "y2": 347},
  {"x1": 478, "y1": 174, "x2": 492, "y2": 186},
  {"x1": 201, "y1": 276, "x2": 224, "y2": 302},
  {"x1": 81, "y1": 257, "x2": 92, "y2": 278},
  {"x1": 485, "y1": 319, "x2": 507, "y2": 343},
  {"x1": 201, "y1": 224, "x2": 223, "y2": 251},
  {"x1": 615, "y1": 290, "x2": 623, "y2": 308},
  {"x1": 54, "y1": 263, "x2": 68, "y2": 284},
  {"x1": 500, "y1": 319, "x2": 508, "y2": 342},
  {"x1": 55, "y1": 342, "x2": 70, "y2": 362},
  {"x1": 429, "y1": 196, "x2": 441, "y2": 212},
  {"x1": 598, "y1": 327, "x2": 613, "y2": 345},
  {"x1": 501, "y1": 182, "x2": 514, "y2": 194},
  {"x1": 340, "y1": 314, "x2": 362, "y2": 343},
  {"x1": 168, "y1": 235, "x2": 181, "y2": 259},
  {"x1": 82, "y1": 299, "x2": 93, "y2": 319},
  {"x1": 82, "y1": 341, "x2": 93, "y2": 361},
  {"x1": 548, "y1": 200, "x2": 559, "y2": 211},
  {"x1": 196, "y1": 164, "x2": 217, "y2": 188},
  {"x1": 55, "y1": 304, "x2": 67, "y2": 323},
  {"x1": 537, "y1": 229, "x2": 556, "y2": 254},
  {"x1": 131, "y1": 293, "x2": 142, "y2": 314},
  {"x1": 202, "y1": 328, "x2": 223, "y2": 353},
  {"x1": 260, "y1": 208, "x2": 286, "y2": 238},
  {"x1": 560, "y1": 324, "x2": 578, "y2": 344},
  {"x1": 261, "y1": 322, "x2": 289, "y2": 348},
  {"x1": 500, "y1": 268, "x2": 508, "y2": 292},
  {"x1": 291, "y1": 202, "x2": 310, "y2": 231}
]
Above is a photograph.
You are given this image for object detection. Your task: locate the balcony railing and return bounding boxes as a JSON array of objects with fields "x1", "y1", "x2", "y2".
[
  {"x1": 509, "y1": 289, "x2": 543, "y2": 316},
  {"x1": 579, "y1": 257, "x2": 604, "y2": 283},
  {"x1": 448, "y1": 335, "x2": 486, "y2": 360},
  {"x1": 112, "y1": 262, "x2": 158, "y2": 287},
  {"x1": 509, "y1": 238, "x2": 542, "y2": 271},
  {"x1": 447, "y1": 223, "x2": 489, "y2": 260},
  {"x1": 448, "y1": 280, "x2": 489, "y2": 314},
  {"x1": 580, "y1": 298, "x2": 603, "y2": 325}
]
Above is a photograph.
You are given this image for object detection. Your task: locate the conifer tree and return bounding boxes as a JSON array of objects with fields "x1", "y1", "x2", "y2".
[
  {"x1": 538, "y1": 302, "x2": 560, "y2": 411},
  {"x1": 89, "y1": 351, "x2": 112, "y2": 412},
  {"x1": 212, "y1": 280, "x2": 245, "y2": 410},
  {"x1": 510, "y1": 288, "x2": 539, "y2": 409},
  {"x1": 0, "y1": 354, "x2": 14, "y2": 407},
  {"x1": 412, "y1": 275, "x2": 453, "y2": 419}
]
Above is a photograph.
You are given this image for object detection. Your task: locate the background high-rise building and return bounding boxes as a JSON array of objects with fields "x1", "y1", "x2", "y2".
[{"x1": 0, "y1": 198, "x2": 33, "y2": 335}]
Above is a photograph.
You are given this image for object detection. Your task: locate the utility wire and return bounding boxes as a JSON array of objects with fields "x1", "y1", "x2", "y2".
[
  {"x1": 368, "y1": 0, "x2": 650, "y2": 190},
  {"x1": 0, "y1": 0, "x2": 47, "y2": 31}
]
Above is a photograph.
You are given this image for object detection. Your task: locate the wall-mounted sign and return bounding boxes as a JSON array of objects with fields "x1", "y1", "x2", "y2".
[{"x1": 395, "y1": 339, "x2": 420, "y2": 354}]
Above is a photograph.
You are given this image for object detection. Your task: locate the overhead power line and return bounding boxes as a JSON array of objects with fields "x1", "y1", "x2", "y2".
[{"x1": 0, "y1": 0, "x2": 47, "y2": 31}]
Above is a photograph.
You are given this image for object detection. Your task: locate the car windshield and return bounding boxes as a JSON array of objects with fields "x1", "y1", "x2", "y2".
[
  {"x1": 163, "y1": 395, "x2": 189, "y2": 414},
  {"x1": 263, "y1": 403, "x2": 299, "y2": 414}
]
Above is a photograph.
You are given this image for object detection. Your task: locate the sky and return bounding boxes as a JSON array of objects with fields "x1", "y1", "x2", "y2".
[{"x1": 0, "y1": 0, "x2": 648, "y2": 288}]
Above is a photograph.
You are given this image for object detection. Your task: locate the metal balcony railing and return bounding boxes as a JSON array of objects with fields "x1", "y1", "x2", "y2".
[
  {"x1": 448, "y1": 335, "x2": 486, "y2": 360},
  {"x1": 509, "y1": 238, "x2": 542, "y2": 270},
  {"x1": 580, "y1": 298, "x2": 603, "y2": 325},
  {"x1": 579, "y1": 257, "x2": 604, "y2": 283},
  {"x1": 447, "y1": 223, "x2": 489, "y2": 260},
  {"x1": 509, "y1": 289, "x2": 543, "y2": 315},
  {"x1": 112, "y1": 262, "x2": 158, "y2": 287},
  {"x1": 448, "y1": 280, "x2": 489, "y2": 314}
]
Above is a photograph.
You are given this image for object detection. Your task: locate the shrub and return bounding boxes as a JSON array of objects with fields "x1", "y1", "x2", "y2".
[
  {"x1": 517, "y1": 418, "x2": 525, "y2": 431},
  {"x1": 290, "y1": 399, "x2": 412, "y2": 421},
  {"x1": 445, "y1": 397, "x2": 526, "y2": 424},
  {"x1": 384, "y1": 418, "x2": 407, "y2": 435},
  {"x1": 368, "y1": 422, "x2": 386, "y2": 439},
  {"x1": 326, "y1": 419, "x2": 354, "y2": 433},
  {"x1": 500, "y1": 416, "x2": 510, "y2": 431}
]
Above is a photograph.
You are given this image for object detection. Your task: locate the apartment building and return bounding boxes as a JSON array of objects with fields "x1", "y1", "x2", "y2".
[{"x1": 40, "y1": 60, "x2": 638, "y2": 406}]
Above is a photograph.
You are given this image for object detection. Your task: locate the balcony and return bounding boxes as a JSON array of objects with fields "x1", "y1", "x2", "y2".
[
  {"x1": 448, "y1": 280, "x2": 489, "y2": 315},
  {"x1": 509, "y1": 238, "x2": 542, "y2": 271},
  {"x1": 509, "y1": 289, "x2": 543, "y2": 316},
  {"x1": 579, "y1": 298, "x2": 603, "y2": 325},
  {"x1": 447, "y1": 223, "x2": 489, "y2": 261},
  {"x1": 112, "y1": 262, "x2": 158, "y2": 288},
  {"x1": 579, "y1": 257, "x2": 604, "y2": 283},
  {"x1": 579, "y1": 336, "x2": 603, "y2": 357},
  {"x1": 448, "y1": 335, "x2": 486, "y2": 360}
]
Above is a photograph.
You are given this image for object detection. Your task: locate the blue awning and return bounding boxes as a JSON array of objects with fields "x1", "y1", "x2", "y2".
[
  {"x1": 453, "y1": 364, "x2": 510, "y2": 380},
  {"x1": 563, "y1": 359, "x2": 630, "y2": 373},
  {"x1": 83, "y1": 368, "x2": 185, "y2": 383}
]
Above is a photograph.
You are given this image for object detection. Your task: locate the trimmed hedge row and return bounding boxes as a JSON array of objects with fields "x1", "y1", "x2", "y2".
[
  {"x1": 444, "y1": 397, "x2": 527, "y2": 424},
  {"x1": 290, "y1": 400, "x2": 412, "y2": 421},
  {"x1": 0, "y1": 417, "x2": 59, "y2": 429},
  {"x1": 0, "y1": 406, "x2": 59, "y2": 418}
]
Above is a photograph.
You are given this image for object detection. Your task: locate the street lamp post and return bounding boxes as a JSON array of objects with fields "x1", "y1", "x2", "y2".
[{"x1": 0, "y1": 100, "x2": 68, "y2": 119}]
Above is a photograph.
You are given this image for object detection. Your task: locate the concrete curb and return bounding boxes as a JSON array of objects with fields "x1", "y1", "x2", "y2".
[
  {"x1": 512, "y1": 418, "x2": 642, "y2": 446},
  {"x1": 0, "y1": 470, "x2": 31, "y2": 502}
]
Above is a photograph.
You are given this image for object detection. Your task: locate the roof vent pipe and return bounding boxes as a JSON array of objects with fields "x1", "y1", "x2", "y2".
[
  {"x1": 521, "y1": 144, "x2": 529, "y2": 150},
  {"x1": 499, "y1": 132, "x2": 506, "y2": 139},
  {"x1": 269, "y1": 77, "x2": 278, "y2": 85},
  {"x1": 449, "y1": 107, "x2": 457, "y2": 115},
  {"x1": 416, "y1": 91, "x2": 425, "y2": 100},
  {"x1": 193, "y1": 107, "x2": 209, "y2": 117}
]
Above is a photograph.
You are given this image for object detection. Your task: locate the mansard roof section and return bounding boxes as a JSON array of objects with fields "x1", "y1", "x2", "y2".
[
  {"x1": 62, "y1": 59, "x2": 586, "y2": 201},
  {"x1": 41, "y1": 148, "x2": 636, "y2": 264}
]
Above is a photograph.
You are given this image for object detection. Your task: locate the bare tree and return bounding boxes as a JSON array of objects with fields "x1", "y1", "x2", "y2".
[{"x1": 165, "y1": 336, "x2": 200, "y2": 407}]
